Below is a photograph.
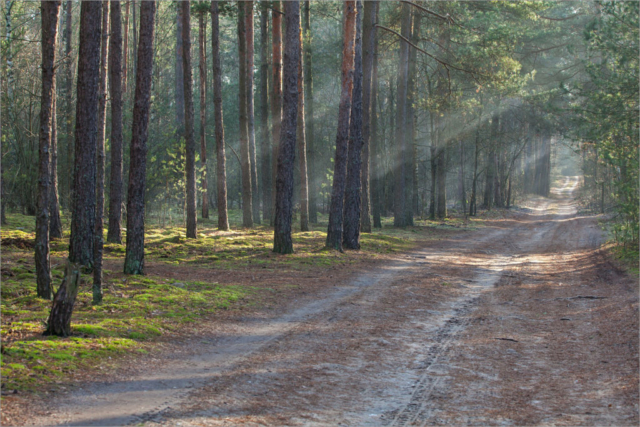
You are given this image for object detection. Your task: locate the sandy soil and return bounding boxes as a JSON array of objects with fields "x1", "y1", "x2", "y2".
[{"x1": 13, "y1": 176, "x2": 639, "y2": 426}]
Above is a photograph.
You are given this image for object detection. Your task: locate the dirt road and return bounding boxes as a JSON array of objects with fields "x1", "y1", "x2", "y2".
[{"x1": 28, "y1": 176, "x2": 638, "y2": 426}]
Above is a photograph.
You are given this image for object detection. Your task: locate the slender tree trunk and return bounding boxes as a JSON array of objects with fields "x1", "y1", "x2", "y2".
[
  {"x1": 259, "y1": 3, "x2": 272, "y2": 224},
  {"x1": 238, "y1": 4, "x2": 253, "y2": 228},
  {"x1": 69, "y1": 1, "x2": 102, "y2": 268},
  {"x1": 470, "y1": 128, "x2": 479, "y2": 216},
  {"x1": 182, "y1": 1, "x2": 197, "y2": 239},
  {"x1": 50, "y1": 70, "x2": 62, "y2": 239},
  {"x1": 459, "y1": 139, "x2": 466, "y2": 218},
  {"x1": 43, "y1": 261, "x2": 81, "y2": 336},
  {"x1": 211, "y1": 1, "x2": 229, "y2": 230},
  {"x1": 94, "y1": 0, "x2": 109, "y2": 305},
  {"x1": 303, "y1": 0, "x2": 317, "y2": 224},
  {"x1": 393, "y1": 2, "x2": 410, "y2": 227},
  {"x1": 199, "y1": 12, "x2": 209, "y2": 219},
  {"x1": 107, "y1": 0, "x2": 124, "y2": 244},
  {"x1": 296, "y1": 5, "x2": 309, "y2": 232},
  {"x1": 406, "y1": 11, "x2": 420, "y2": 225},
  {"x1": 124, "y1": 0, "x2": 155, "y2": 274},
  {"x1": 273, "y1": 0, "x2": 300, "y2": 254},
  {"x1": 270, "y1": 1, "x2": 282, "y2": 226},
  {"x1": 123, "y1": 0, "x2": 129, "y2": 90},
  {"x1": 36, "y1": 0, "x2": 61, "y2": 300},
  {"x1": 370, "y1": 4, "x2": 381, "y2": 229},
  {"x1": 343, "y1": 0, "x2": 364, "y2": 250},
  {"x1": 175, "y1": 2, "x2": 185, "y2": 133},
  {"x1": 429, "y1": 144, "x2": 437, "y2": 219},
  {"x1": 63, "y1": 0, "x2": 73, "y2": 210},
  {"x1": 245, "y1": 1, "x2": 260, "y2": 224},
  {"x1": 325, "y1": 1, "x2": 356, "y2": 251},
  {"x1": 360, "y1": 0, "x2": 376, "y2": 233},
  {"x1": 436, "y1": 140, "x2": 447, "y2": 219}
]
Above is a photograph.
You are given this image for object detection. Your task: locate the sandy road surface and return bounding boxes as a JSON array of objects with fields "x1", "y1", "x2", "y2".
[{"x1": 27, "y1": 176, "x2": 638, "y2": 426}]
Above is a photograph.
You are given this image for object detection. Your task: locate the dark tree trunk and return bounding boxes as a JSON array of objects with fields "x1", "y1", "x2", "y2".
[
  {"x1": 211, "y1": 1, "x2": 229, "y2": 230},
  {"x1": 199, "y1": 12, "x2": 209, "y2": 219},
  {"x1": 107, "y1": 0, "x2": 124, "y2": 244},
  {"x1": 360, "y1": 0, "x2": 376, "y2": 233},
  {"x1": 44, "y1": 261, "x2": 81, "y2": 336},
  {"x1": 393, "y1": 2, "x2": 410, "y2": 227},
  {"x1": 36, "y1": 0, "x2": 61, "y2": 300},
  {"x1": 182, "y1": 1, "x2": 197, "y2": 239},
  {"x1": 436, "y1": 141, "x2": 447, "y2": 219},
  {"x1": 303, "y1": 1, "x2": 317, "y2": 224},
  {"x1": 94, "y1": 0, "x2": 109, "y2": 305},
  {"x1": 50, "y1": 72, "x2": 62, "y2": 239},
  {"x1": 69, "y1": 1, "x2": 102, "y2": 268},
  {"x1": 259, "y1": 3, "x2": 272, "y2": 224},
  {"x1": 238, "y1": 4, "x2": 253, "y2": 228},
  {"x1": 124, "y1": 0, "x2": 155, "y2": 274},
  {"x1": 245, "y1": 1, "x2": 260, "y2": 225},
  {"x1": 175, "y1": 2, "x2": 185, "y2": 133},
  {"x1": 429, "y1": 144, "x2": 437, "y2": 219},
  {"x1": 343, "y1": 1, "x2": 363, "y2": 250},
  {"x1": 123, "y1": 0, "x2": 129, "y2": 90},
  {"x1": 325, "y1": 1, "x2": 356, "y2": 251},
  {"x1": 270, "y1": 1, "x2": 282, "y2": 226},
  {"x1": 273, "y1": 0, "x2": 300, "y2": 254},
  {"x1": 63, "y1": 0, "x2": 73, "y2": 210},
  {"x1": 296, "y1": 5, "x2": 309, "y2": 232},
  {"x1": 469, "y1": 128, "x2": 479, "y2": 216},
  {"x1": 370, "y1": 3, "x2": 381, "y2": 229},
  {"x1": 406, "y1": 11, "x2": 420, "y2": 225},
  {"x1": 458, "y1": 140, "x2": 466, "y2": 218}
]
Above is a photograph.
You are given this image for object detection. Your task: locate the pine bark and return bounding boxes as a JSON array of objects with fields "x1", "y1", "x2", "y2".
[
  {"x1": 69, "y1": 1, "x2": 102, "y2": 268},
  {"x1": 124, "y1": 0, "x2": 155, "y2": 274},
  {"x1": 245, "y1": 1, "x2": 260, "y2": 224},
  {"x1": 296, "y1": 5, "x2": 309, "y2": 232},
  {"x1": 360, "y1": 0, "x2": 376, "y2": 233},
  {"x1": 62, "y1": 0, "x2": 73, "y2": 210},
  {"x1": 370, "y1": 4, "x2": 381, "y2": 229},
  {"x1": 273, "y1": 0, "x2": 300, "y2": 254},
  {"x1": 303, "y1": 1, "x2": 317, "y2": 224},
  {"x1": 325, "y1": 1, "x2": 356, "y2": 251},
  {"x1": 50, "y1": 70, "x2": 62, "y2": 239},
  {"x1": 259, "y1": 3, "x2": 272, "y2": 224},
  {"x1": 343, "y1": 1, "x2": 364, "y2": 249},
  {"x1": 94, "y1": 0, "x2": 109, "y2": 304},
  {"x1": 182, "y1": 1, "x2": 197, "y2": 239},
  {"x1": 211, "y1": 1, "x2": 229, "y2": 230},
  {"x1": 238, "y1": 4, "x2": 253, "y2": 228},
  {"x1": 459, "y1": 140, "x2": 466, "y2": 217},
  {"x1": 175, "y1": 2, "x2": 185, "y2": 133},
  {"x1": 36, "y1": 0, "x2": 61, "y2": 300},
  {"x1": 123, "y1": 0, "x2": 129, "y2": 90},
  {"x1": 407, "y1": 12, "x2": 420, "y2": 224},
  {"x1": 107, "y1": 0, "x2": 124, "y2": 244},
  {"x1": 199, "y1": 12, "x2": 209, "y2": 219},
  {"x1": 44, "y1": 261, "x2": 81, "y2": 336},
  {"x1": 270, "y1": 2, "x2": 282, "y2": 226}
]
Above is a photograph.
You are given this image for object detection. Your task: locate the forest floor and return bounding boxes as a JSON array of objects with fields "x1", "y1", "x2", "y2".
[{"x1": 2, "y1": 175, "x2": 638, "y2": 426}]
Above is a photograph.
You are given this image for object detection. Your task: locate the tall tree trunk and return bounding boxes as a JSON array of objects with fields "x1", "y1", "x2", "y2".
[
  {"x1": 182, "y1": 1, "x2": 197, "y2": 239},
  {"x1": 211, "y1": 1, "x2": 229, "y2": 231},
  {"x1": 458, "y1": 140, "x2": 466, "y2": 218},
  {"x1": 296, "y1": 5, "x2": 309, "y2": 232},
  {"x1": 245, "y1": 1, "x2": 260, "y2": 224},
  {"x1": 199, "y1": 12, "x2": 209, "y2": 219},
  {"x1": 370, "y1": 3, "x2": 381, "y2": 229},
  {"x1": 107, "y1": 0, "x2": 124, "y2": 244},
  {"x1": 94, "y1": 0, "x2": 109, "y2": 304},
  {"x1": 343, "y1": 0, "x2": 364, "y2": 250},
  {"x1": 175, "y1": 1, "x2": 185, "y2": 133},
  {"x1": 406, "y1": 11, "x2": 420, "y2": 225},
  {"x1": 270, "y1": 1, "x2": 282, "y2": 226},
  {"x1": 50, "y1": 69, "x2": 62, "y2": 239},
  {"x1": 325, "y1": 0, "x2": 356, "y2": 251},
  {"x1": 62, "y1": 0, "x2": 73, "y2": 210},
  {"x1": 259, "y1": 3, "x2": 272, "y2": 224},
  {"x1": 393, "y1": 2, "x2": 410, "y2": 227},
  {"x1": 123, "y1": 0, "x2": 129, "y2": 90},
  {"x1": 303, "y1": 0, "x2": 317, "y2": 224},
  {"x1": 436, "y1": 138, "x2": 447, "y2": 219},
  {"x1": 273, "y1": 0, "x2": 300, "y2": 254},
  {"x1": 360, "y1": 0, "x2": 376, "y2": 233},
  {"x1": 69, "y1": 1, "x2": 102, "y2": 268},
  {"x1": 429, "y1": 144, "x2": 437, "y2": 219},
  {"x1": 470, "y1": 127, "x2": 479, "y2": 216},
  {"x1": 36, "y1": 0, "x2": 61, "y2": 300},
  {"x1": 238, "y1": 4, "x2": 253, "y2": 228},
  {"x1": 124, "y1": 0, "x2": 155, "y2": 274}
]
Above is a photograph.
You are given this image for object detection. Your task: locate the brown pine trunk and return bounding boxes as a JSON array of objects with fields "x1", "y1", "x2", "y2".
[
  {"x1": 94, "y1": 0, "x2": 109, "y2": 304},
  {"x1": 124, "y1": 0, "x2": 155, "y2": 274},
  {"x1": 459, "y1": 140, "x2": 467, "y2": 218},
  {"x1": 175, "y1": 2, "x2": 185, "y2": 133},
  {"x1": 238, "y1": 4, "x2": 253, "y2": 228},
  {"x1": 303, "y1": 1, "x2": 317, "y2": 224},
  {"x1": 259, "y1": 3, "x2": 272, "y2": 224},
  {"x1": 63, "y1": 0, "x2": 73, "y2": 210},
  {"x1": 273, "y1": 0, "x2": 300, "y2": 254},
  {"x1": 325, "y1": 1, "x2": 356, "y2": 251},
  {"x1": 245, "y1": 1, "x2": 260, "y2": 224},
  {"x1": 407, "y1": 12, "x2": 420, "y2": 224},
  {"x1": 211, "y1": 1, "x2": 229, "y2": 231},
  {"x1": 296, "y1": 5, "x2": 309, "y2": 233},
  {"x1": 123, "y1": 0, "x2": 129, "y2": 90},
  {"x1": 36, "y1": 0, "x2": 61, "y2": 300},
  {"x1": 69, "y1": 1, "x2": 102, "y2": 268},
  {"x1": 343, "y1": 0, "x2": 364, "y2": 250},
  {"x1": 182, "y1": 1, "x2": 197, "y2": 238},
  {"x1": 50, "y1": 70, "x2": 62, "y2": 239},
  {"x1": 107, "y1": 0, "x2": 124, "y2": 244},
  {"x1": 199, "y1": 12, "x2": 209, "y2": 219},
  {"x1": 44, "y1": 261, "x2": 81, "y2": 336},
  {"x1": 360, "y1": 0, "x2": 376, "y2": 234},
  {"x1": 370, "y1": 3, "x2": 381, "y2": 229},
  {"x1": 270, "y1": 2, "x2": 282, "y2": 226}
]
